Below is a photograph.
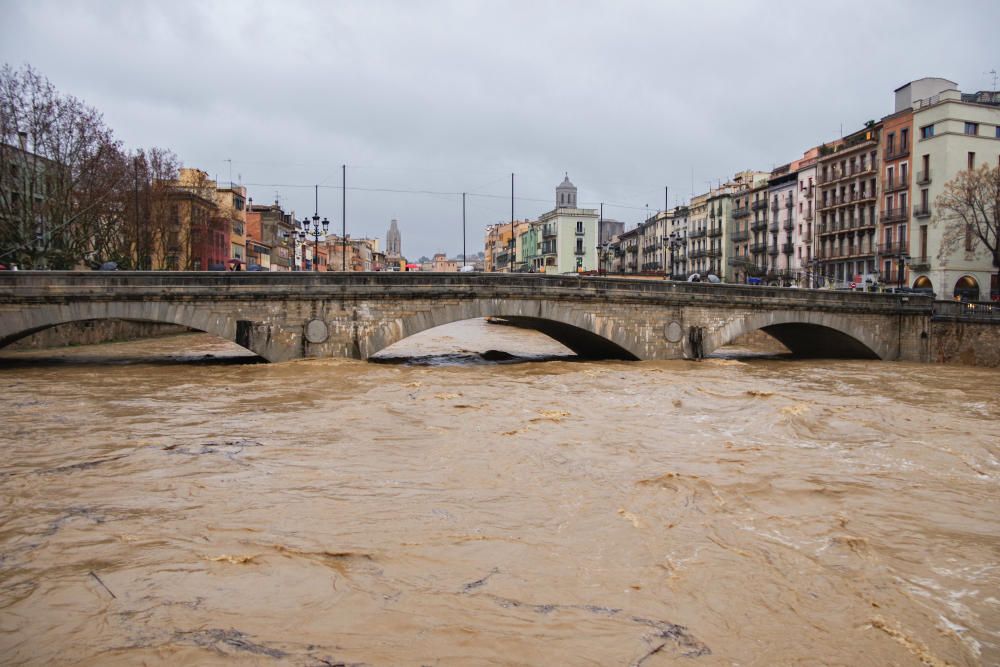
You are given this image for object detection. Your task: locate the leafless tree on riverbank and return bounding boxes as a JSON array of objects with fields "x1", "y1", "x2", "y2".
[{"x1": 936, "y1": 164, "x2": 1000, "y2": 296}]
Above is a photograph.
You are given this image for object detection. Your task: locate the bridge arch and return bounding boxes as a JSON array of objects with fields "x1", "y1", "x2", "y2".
[
  {"x1": 705, "y1": 310, "x2": 884, "y2": 359},
  {"x1": 0, "y1": 301, "x2": 268, "y2": 360},
  {"x1": 360, "y1": 298, "x2": 640, "y2": 360}
]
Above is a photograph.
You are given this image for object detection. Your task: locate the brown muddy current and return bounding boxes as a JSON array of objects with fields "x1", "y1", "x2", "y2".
[{"x1": 1, "y1": 319, "x2": 998, "y2": 666}]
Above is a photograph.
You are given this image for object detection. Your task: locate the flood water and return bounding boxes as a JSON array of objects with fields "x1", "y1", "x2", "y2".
[{"x1": 0, "y1": 318, "x2": 998, "y2": 666}]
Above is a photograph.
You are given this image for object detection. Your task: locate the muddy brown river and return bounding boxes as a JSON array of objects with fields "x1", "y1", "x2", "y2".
[{"x1": 0, "y1": 318, "x2": 998, "y2": 666}]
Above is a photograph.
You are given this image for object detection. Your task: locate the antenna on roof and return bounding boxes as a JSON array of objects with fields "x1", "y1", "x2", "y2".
[{"x1": 987, "y1": 69, "x2": 998, "y2": 90}]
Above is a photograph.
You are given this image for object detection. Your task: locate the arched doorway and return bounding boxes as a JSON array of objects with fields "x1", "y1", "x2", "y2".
[
  {"x1": 953, "y1": 275, "x2": 980, "y2": 302},
  {"x1": 913, "y1": 275, "x2": 933, "y2": 293}
]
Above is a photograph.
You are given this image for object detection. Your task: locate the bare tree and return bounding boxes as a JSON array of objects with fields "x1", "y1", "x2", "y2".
[
  {"x1": 0, "y1": 64, "x2": 128, "y2": 269},
  {"x1": 936, "y1": 164, "x2": 1000, "y2": 295}
]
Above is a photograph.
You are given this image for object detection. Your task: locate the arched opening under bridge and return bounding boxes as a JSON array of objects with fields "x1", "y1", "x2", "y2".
[
  {"x1": 369, "y1": 317, "x2": 638, "y2": 365},
  {"x1": 0, "y1": 317, "x2": 263, "y2": 366}
]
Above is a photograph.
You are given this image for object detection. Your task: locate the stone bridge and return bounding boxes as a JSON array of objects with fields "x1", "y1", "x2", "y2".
[{"x1": 0, "y1": 272, "x2": 934, "y2": 363}]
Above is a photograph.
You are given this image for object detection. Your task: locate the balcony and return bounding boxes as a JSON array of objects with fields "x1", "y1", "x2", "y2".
[
  {"x1": 877, "y1": 242, "x2": 909, "y2": 257},
  {"x1": 707, "y1": 247, "x2": 721, "y2": 258},
  {"x1": 751, "y1": 199, "x2": 768, "y2": 211},
  {"x1": 690, "y1": 248, "x2": 708, "y2": 259},
  {"x1": 543, "y1": 226, "x2": 557, "y2": 238},
  {"x1": 804, "y1": 186, "x2": 814, "y2": 198},
  {"x1": 781, "y1": 242, "x2": 794, "y2": 255},
  {"x1": 768, "y1": 245, "x2": 779, "y2": 256},
  {"x1": 750, "y1": 242, "x2": 767, "y2": 254},
  {"x1": 731, "y1": 229, "x2": 749, "y2": 242},
  {"x1": 884, "y1": 145, "x2": 910, "y2": 161},
  {"x1": 914, "y1": 204, "x2": 931, "y2": 218},
  {"x1": 909, "y1": 256, "x2": 930, "y2": 271},
  {"x1": 916, "y1": 170, "x2": 931, "y2": 185},
  {"x1": 728, "y1": 256, "x2": 753, "y2": 267},
  {"x1": 750, "y1": 219, "x2": 767, "y2": 232},
  {"x1": 733, "y1": 206, "x2": 750, "y2": 218},
  {"x1": 804, "y1": 210, "x2": 814, "y2": 222},
  {"x1": 707, "y1": 226, "x2": 722, "y2": 238},
  {"x1": 881, "y1": 206, "x2": 910, "y2": 223},
  {"x1": 854, "y1": 190, "x2": 876, "y2": 203},
  {"x1": 802, "y1": 232, "x2": 812, "y2": 244},
  {"x1": 884, "y1": 177, "x2": 910, "y2": 194},
  {"x1": 689, "y1": 228, "x2": 707, "y2": 239},
  {"x1": 783, "y1": 219, "x2": 795, "y2": 231},
  {"x1": 769, "y1": 221, "x2": 780, "y2": 232}
]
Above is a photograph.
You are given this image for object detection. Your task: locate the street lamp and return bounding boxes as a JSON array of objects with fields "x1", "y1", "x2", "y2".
[
  {"x1": 665, "y1": 232, "x2": 682, "y2": 280},
  {"x1": 897, "y1": 253, "x2": 910, "y2": 290},
  {"x1": 299, "y1": 213, "x2": 329, "y2": 272}
]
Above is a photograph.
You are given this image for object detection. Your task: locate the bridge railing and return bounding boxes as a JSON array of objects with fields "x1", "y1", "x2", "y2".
[
  {"x1": 932, "y1": 300, "x2": 1000, "y2": 322},
  {"x1": 0, "y1": 270, "x2": 934, "y2": 314}
]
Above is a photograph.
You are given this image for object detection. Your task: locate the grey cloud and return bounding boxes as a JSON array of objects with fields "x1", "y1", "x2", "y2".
[{"x1": 3, "y1": 0, "x2": 999, "y2": 258}]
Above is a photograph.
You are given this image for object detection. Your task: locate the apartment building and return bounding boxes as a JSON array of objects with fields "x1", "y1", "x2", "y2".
[
  {"x1": 705, "y1": 189, "x2": 729, "y2": 277},
  {"x1": 767, "y1": 165, "x2": 797, "y2": 284},
  {"x1": 879, "y1": 97, "x2": 917, "y2": 288},
  {"x1": 668, "y1": 205, "x2": 689, "y2": 279},
  {"x1": 794, "y1": 148, "x2": 819, "y2": 285},
  {"x1": 748, "y1": 178, "x2": 770, "y2": 278},
  {"x1": 533, "y1": 175, "x2": 599, "y2": 273},
  {"x1": 815, "y1": 124, "x2": 881, "y2": 287},
  {"x1": 908, "y1": 84, "x2": 1000, "y2": 300},
  {"x1": 686, "y1": 193, "x2": 710, "y2": 276}
]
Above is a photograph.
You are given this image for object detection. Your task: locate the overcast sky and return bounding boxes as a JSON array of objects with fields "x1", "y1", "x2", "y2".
[{"x1": 3, "y1": 0, "x2": 999, "y2": 260}]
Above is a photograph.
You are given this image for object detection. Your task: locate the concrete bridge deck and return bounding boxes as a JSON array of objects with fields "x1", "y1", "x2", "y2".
[{"x1": 0, "y1": 272, "x2": 934, "y2": 362}]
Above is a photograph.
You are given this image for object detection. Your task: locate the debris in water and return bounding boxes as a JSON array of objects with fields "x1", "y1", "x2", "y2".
[
  {"x1": 531, "y1": 410, "x2": 571, "y2": 422},
  {"x1": 462, "y1": 567, "x2": 499, "y2": 592},
  {"x1": 207, "y1": 554, "x2": 257, "y2": 564},
  {"x1": 89, "y1": 570, "x2": 117, "y2": 599},
  {"x1": 745, "y1": 389, "x2": 774, "y2": 397},
  {"x1": 479, "y1": 349, "x2": 516, "y2": 361},
  {"x1": 176, "y1": 628, "x2": 288, "y2": 659}
]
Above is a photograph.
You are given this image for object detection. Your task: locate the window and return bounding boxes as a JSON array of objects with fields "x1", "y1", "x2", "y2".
[
  {"x1": 576, "y1": 238, "x2": 584, "y2": 254},
  {"x1": 576, "y1": 220, "x2": 584, "y2": 234},
  {"x1": 920, "y1": 125, "x2": 934, "y2": 139},
  {"x1": 899, "y1": 224, "x2": 906, "y2": 244},
  {"x1": 901, "y1": 128, "x2": 909, "y2": 147},
  {"x1": 887, "y1": 132, "x2": 895, "y2": 152},
  {"x1": 968, "y1": 152, "x2": 975, "y2": 170},
  {"x1": 900, "y1": 163, "x2": 908, "y2": 182},
  {"x1": 964, "y1": 122, "x2": 979, "y2": 136},
  {"x1": 996, "y1": 126, "x2": 1000, "y2": 138}
]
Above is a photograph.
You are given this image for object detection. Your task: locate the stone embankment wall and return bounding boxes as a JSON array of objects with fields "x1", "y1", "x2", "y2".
[
  {"x1": 8, "y1": 320, "x2": 191, "y2": 350},
  {"x1": 929, "y1": 321, "x2": 1000, "y2": 367}
]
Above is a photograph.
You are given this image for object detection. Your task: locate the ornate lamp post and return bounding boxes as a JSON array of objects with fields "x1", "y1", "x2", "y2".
[{"x1": 299, "y1": 213, "x2": 329, "y2": 271}]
